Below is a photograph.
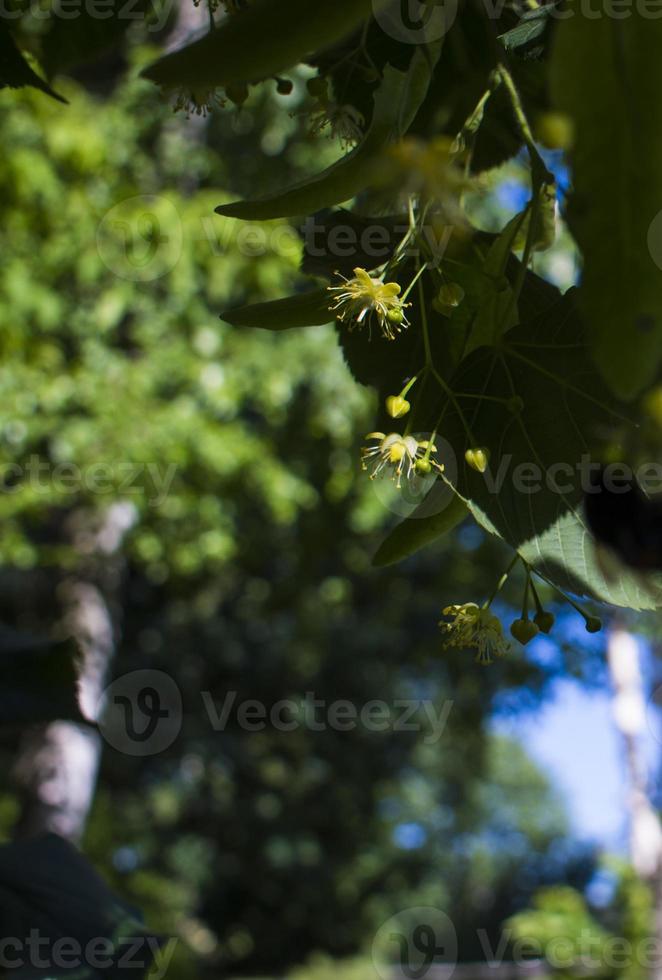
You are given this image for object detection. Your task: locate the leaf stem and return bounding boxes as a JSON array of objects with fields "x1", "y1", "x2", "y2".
[
  {"x1": 484, "y1": 553, "x2": 521, "y2": 610},
  {"x1": 402, "y1": 261, "x2": 429, "y2": 303},
  {"x1": 496, "y1": 63, "x2": 553, "y2": 183},
  {"x1": 529, "y1": 574, "x2": 544, "y2": 616},
  {"x1": 418, "y1": 272, "x2": 475, "y2": 444}
]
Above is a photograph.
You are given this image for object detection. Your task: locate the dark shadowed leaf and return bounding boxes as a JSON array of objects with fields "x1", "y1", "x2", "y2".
[
  {"x1": 142, "y1": 0, "x2": 373, "y2": 90},
  {"x1": 0, "y1": 24, "x2": 66, "y2": 102},
  {"x1": 0, "y1": 835, "x2": 162, "y2": 979},
  {"x1": 221, "y1": 288, "x2": 332, "y2": 330}
]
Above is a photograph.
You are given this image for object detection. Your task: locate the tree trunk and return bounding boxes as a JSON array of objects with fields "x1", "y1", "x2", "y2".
[
  {"x1": 13, "y1": 503, "x2": 136, "y2": 843},
  {"x1": 607, "y1": 624, "x2": 662, "y2": 980}
]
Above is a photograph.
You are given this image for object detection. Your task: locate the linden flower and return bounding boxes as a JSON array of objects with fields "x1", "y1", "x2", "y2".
[
  {"x1": 310, "y1": 103, "x2": 365, "y2": 150},
  {"x1": 439, "y1": 603, "x2": 509, "y2": 666},
  {"x1": 328, "y1": 268, "x2": 410, "y2": 340},
  {"x1": 384, "y1": 137, "x2": 472, "y2": 223},
  {"x1": 173, "y1": 88, "x2": 225, "y2": 118},
  {"x1": 361, "y1": 433, "x2": 443, "y2": 489}
]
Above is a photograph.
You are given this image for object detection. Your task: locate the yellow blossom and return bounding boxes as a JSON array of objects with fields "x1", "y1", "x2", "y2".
[
  {"x1": 328, "y1": 268, "x2": 410, "y2": 341},
  {"x1": 384, "y1": 137, "x2": 472, "y2": 219},
  {"x1": 361, "y1": 432, "x2": 443, "y2": 489},
  {"x1": 386, "y1": 395, "x2": 411, "y2": 419},
  {"x1": 439, "y1": 603, "x2": 509, "y2": 665}
]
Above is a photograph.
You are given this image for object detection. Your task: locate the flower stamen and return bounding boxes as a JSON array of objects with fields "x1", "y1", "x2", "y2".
[
  {"x1": 439, "y1": 603, "x2": 509, "y2": 665},
  {"x1": 328, "y1": 268, "x2": 410, "y2": 341}
]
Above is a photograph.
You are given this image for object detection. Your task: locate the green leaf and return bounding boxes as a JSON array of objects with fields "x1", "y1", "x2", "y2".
[
  {"x1": 300, "y1": 209, "x2": 403, "y2": 279},
  {"x1": 501, "y1": 184, "x2": 557, "y2": 254},
  {"x1": 442, "y1": 243, "x2": 520, "y2": 366},
  {"x1": 498, "y1": 7, "x2": 556, "y2": 59},
  {"x1": 0, "y1": 24, "x2": 66, "y2": 103},
  {"x1": 466, "y1": 500, "x2": 662, "y2": 611},
  {"x1": 142, "y1": 0, "x2": 373, "y2": 90},
  {"x1": 221, "y1": 288, "x2": 332, "y2": 330},
  {"x1": 483, "y1": 212, "x2": 528, "y2": 278},
  {"x1": 373, "y1": 492, "x2": 468, "y2": 567},
  {"x1": 443, "y1": 284, "x2": 662, "y2": 609},
  {"x1": 517, "y1": 508, "x2": 662, "y2": 611},
  {"x1": 551, "y1": 13, "x2": 662, "y2": 399},
  {"x1": 216, "y1": 48, "x2": 440, "y2": 221}
]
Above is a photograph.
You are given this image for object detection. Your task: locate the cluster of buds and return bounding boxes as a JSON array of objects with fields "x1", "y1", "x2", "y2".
[{"x1": 440, "y1": 560, "x2": 603, "y2": 666}]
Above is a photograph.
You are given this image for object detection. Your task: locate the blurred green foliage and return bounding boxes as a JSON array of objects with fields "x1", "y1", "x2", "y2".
[
  {"x1": 0, "y1": 63, "x2": 369, "y2": 576},
  {"x1": 507, "y1": 863, "x2": 654, "y2": 980}
]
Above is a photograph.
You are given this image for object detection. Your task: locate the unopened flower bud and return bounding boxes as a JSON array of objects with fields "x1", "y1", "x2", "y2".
[
  {"x1": 225, "y1": 83, "x2": 249, "y2": 105},
  {"x1": 438, "y1": 282, "x2": 465, "y2": 308},
  {"x1": 465, "y1": 448, "x2": 489, "y2": 474},
  {"x1": 386, "y1": 395, "x2": 411, "y2": 419},
  {"x1": 510, "y1": 618, "x2": 539, "y2": 645},
  {"x1": 534, "y1": 611, "x2": 555, "y2": 635}
]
